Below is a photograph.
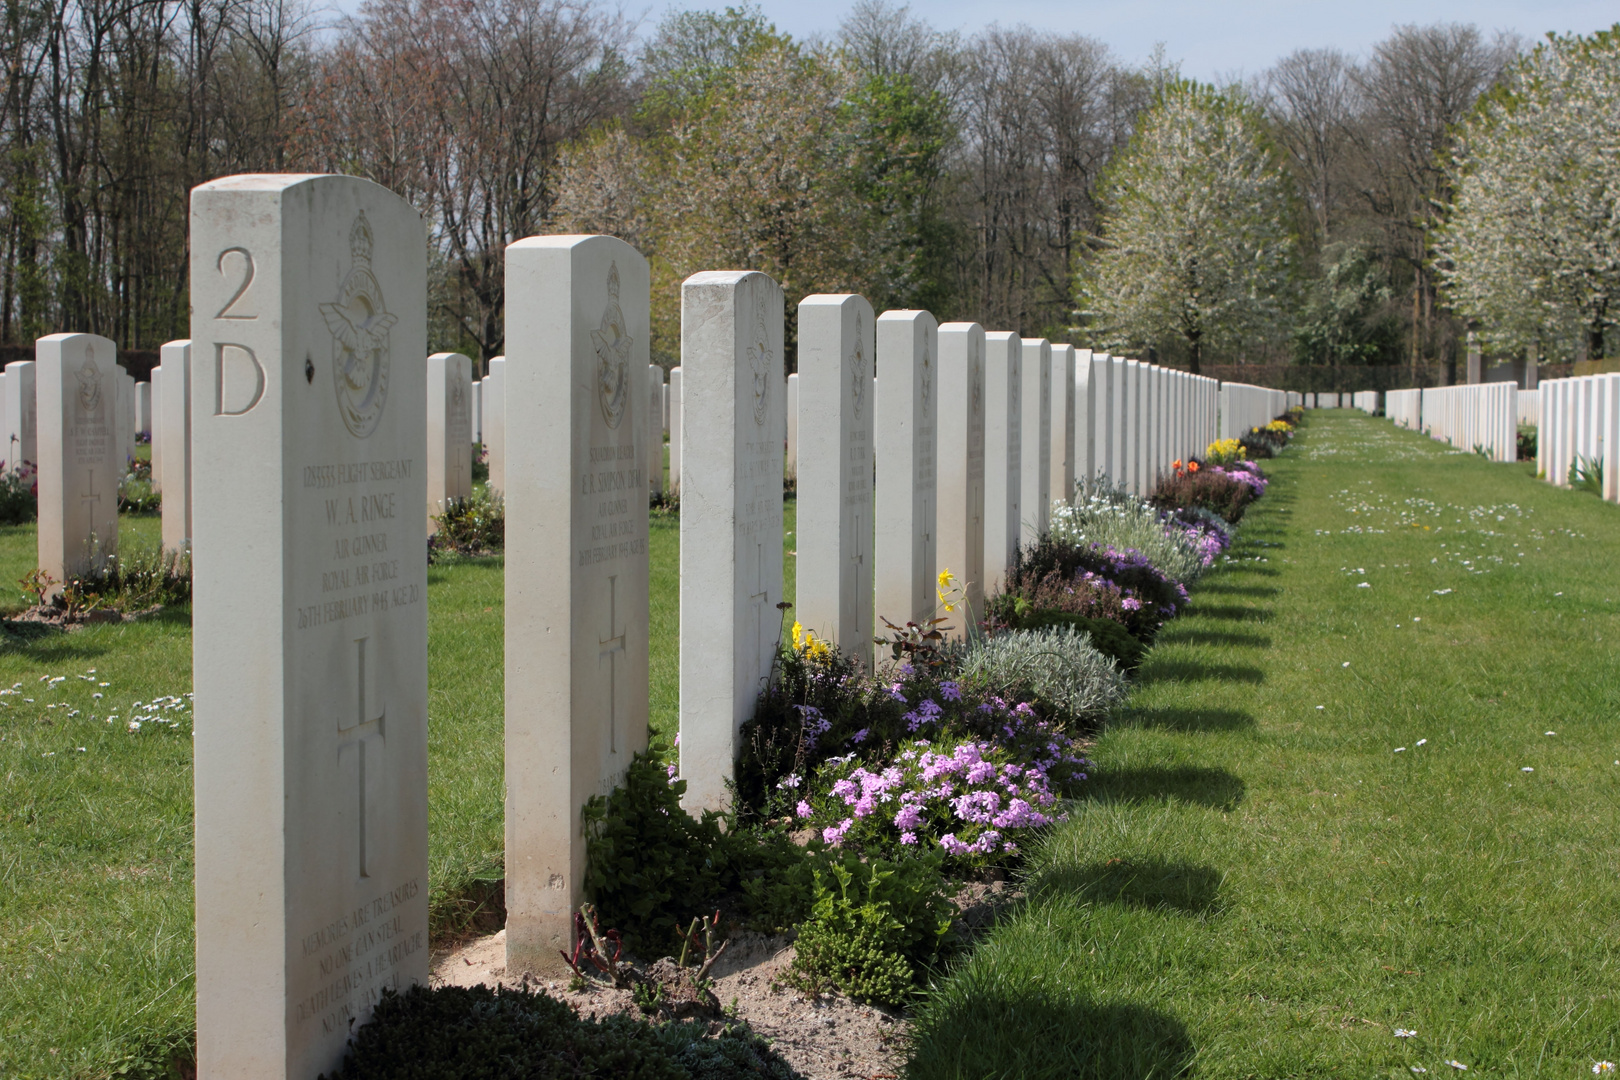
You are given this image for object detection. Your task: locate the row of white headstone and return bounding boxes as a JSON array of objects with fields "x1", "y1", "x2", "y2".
[
  {"x1": 1535, "y1": 375, "x2": 1616, "y2": 493},
  {"x1": 1386, "y1": 382, "x2": 1517, "y2": 462},
  {"x1": 183, "y1": 173, "x2": 1297, "y2": 1079},
  {"x1": 0, "y1": 339, "x2": 193, "y2": 587}
]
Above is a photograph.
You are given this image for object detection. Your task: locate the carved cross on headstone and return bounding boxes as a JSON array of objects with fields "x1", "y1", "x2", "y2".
[
  {"x1": 748, "y1": 541, "x2": 768, "y2": 674},
  {"x1": 850, "y1": 511, "x2": 865, "y2": 574},
  {"x1": 335, "y1": 635, "x2": 386, "y2": 879},
  {"x1": 920, "y1": 494, "x2": 934, "y2": 591},
  {"x1": 450, "y1": 443, "x2": 468, "y2": 496},
  {"x1": 599, "y1": 575, "x2": 626, "y2": 755},
  {"x1": 80, "y1": 468, "x2": 101, "y2": 519}
]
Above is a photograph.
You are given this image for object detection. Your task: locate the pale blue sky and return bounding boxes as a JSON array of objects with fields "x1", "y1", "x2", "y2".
[{"x1": 646, "y1": 0, "x2": 1618, "y2": 81}]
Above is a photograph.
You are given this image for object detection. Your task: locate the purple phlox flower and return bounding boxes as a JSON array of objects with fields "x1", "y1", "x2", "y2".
[
  {"x1": 673, "y1": 733, "x2": 680, "y2": 746},
  {"x1": 1122, "y1": 596, "x2": 1143, "y2": 611},
  {"x1": 776, "y1": 773, "x2": 801, "y2": 790},
  {"x1": 894, "y1": 803, "x2": 924, "y2": 831},
  {"x1": 1013, "y1": 702, "x2": 1036, "y2": 718},
  {"x1": 822, "y1": 818, "x2": 854, "y2": 847},
  {"x1": 831, "y1": 777, "x2": 859, "y2": 802},
  {"x1": 898, "y1": 662, "x2": 916, "y2": 677},
  {"x1": 666, "y1": 764, "x2": 678, "y2": 785},
  {"x1": 952, "y1": 789, "x2": 1002, "y2": 823},
  {"x1": 899, "y1": 831, "x2": 918, "y2": 845},
  {"x1": 940, "y1": 680, "x2": 963, "y2": 702},
  {"x1": 853, "y1": 794, "x2": 878, "y2": 818},
  {"x1": 851, "y1": 727, "x2": 870, "y2": 744},
  {"x1": 795, "y1": 799, "x2": 813, "y2": 818},
  {"x1": 965, "y1": 759, "x2": 998, "y2": 784},
  {"x1": 886, "y1": 683, "x2": 908, "y2": 704}
]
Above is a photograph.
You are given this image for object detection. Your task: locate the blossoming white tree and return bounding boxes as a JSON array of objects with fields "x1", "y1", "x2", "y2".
[
  {"x1": 1080, "y1": 81, "x2": 1295, "y2": 373},
  {"x1": 1435, "y1": 28, "x2": 1620, "y2": 360}
]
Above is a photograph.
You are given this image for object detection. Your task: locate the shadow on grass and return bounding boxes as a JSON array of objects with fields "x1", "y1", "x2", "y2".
[
  {"x1": 1113, "y1": 706, "x2": 1256, "y2": 733},
  {"x1": 908, "y1": 989, "x2": 1194, "y2": 1080},
  {"x1": 1033, "y1": 857, "x2": 1225, "y2": 916},
  {"x1": 1137, "y1": 658, "x2": 1264, "y2": 685},
  {"x1": 1189, "y1": 603, "x2": 1274, "y2": 623},
  {"x1": 1082, "y1": 765, "x2": 1245, "y2": 811},
  {"x1": 1189, "y1": 582, "x2": 1280, "y2": 599},
  {"x1": 1154, "y1": 627, "x2": 1272, "y2": 649}
]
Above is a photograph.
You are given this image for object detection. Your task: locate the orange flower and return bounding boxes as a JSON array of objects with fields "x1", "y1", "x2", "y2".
[
  {"x1": 1173, "y1": 459, "x2": 1183, "y2": 471},
  {"x1": 1188, "y1": 461, "x2": 1200, "y2": 473}
]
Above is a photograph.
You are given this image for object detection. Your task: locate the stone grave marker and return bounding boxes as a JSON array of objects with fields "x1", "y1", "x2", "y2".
[
  {"x1": 158, "y1": 340, "x2": 192, "y2": 552},
  {"x1": 936, "y1": 321, "x2": 985, "y2": 633},
  {"x1": 785, "y1": 371, "x2": 799, "y2": 481},
  {"x1": 797, "y1": 293, "x2": 875, "y2": 668},
  {"x1": 4, "y1": 359, "x2": 35, "y2": 471},
  {"x1": 504, "y1": 235, "x2": 650, "y2": 973},
  {"x1": 36, "y1": 334, "x2": 122, "y2": 586},
  {"x1": 647, "y1": 363, "x2": 664, "y2": 496},
  {"x1": 472, "y1": 378, "x2": 482, "y2": 443},
  {"x1": 1049, "y1": 343, "x2": 1075, "y2": 506},
  {"x1": 137, "y1": 380, "x2": 151, "y2": 437},
  {"x1": 484, "y1": 356, "x2": 505, "y2": 495},
  {"x1": 1074, "y1": 348, "x2": 1094, "y2": 483},
  {"x1": 426, "y1": 351, "x2": 473, "y2": 530},
  {"x1": 678, "y1": 271, "x2": 784, "y2": 812},
  {"x1": 668, "y1": 366, "x2": 682, "y2": 494},
  {"x1": 150, "y1": 366, "x2": 165, "y2": 491},
  {"x1": 983, "y1": 331, "x2": 1021, "y2": 595},
  {"x1": 190, "y1": 175, "x2": 430, "y2": 1079},
  {"x1": 874, "y1": 309, "x2": 938, "y2": 628},
  {"x1": 1019, "y1": 338, "x2": 1051, "y2": 542}
]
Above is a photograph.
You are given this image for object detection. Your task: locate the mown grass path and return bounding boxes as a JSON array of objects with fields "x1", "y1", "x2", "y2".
[{"x1": 909, "y1": 413, "x2": 1620, "y2": 1079}]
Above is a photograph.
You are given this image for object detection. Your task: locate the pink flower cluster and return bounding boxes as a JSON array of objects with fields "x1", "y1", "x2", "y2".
[{"x1": 811, "y1": 737, "x2": 1078, "y2": 860}]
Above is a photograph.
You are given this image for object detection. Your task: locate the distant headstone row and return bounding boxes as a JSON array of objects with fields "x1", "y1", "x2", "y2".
[{"x1": 155, "y1": 172, "x2": 1299, "y2": 1079}]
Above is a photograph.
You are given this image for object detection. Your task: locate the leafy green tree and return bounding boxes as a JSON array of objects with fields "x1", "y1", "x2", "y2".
[
  {"x1": 1292, "y1": 242, "x2": 1400, "y2": 365},
  {"x1": 1434, "y1": 26, "x2": 1620, "y2": 361},
  {"x1": 1080, "y1": 81, "x2": 1295, "y2": 372}
]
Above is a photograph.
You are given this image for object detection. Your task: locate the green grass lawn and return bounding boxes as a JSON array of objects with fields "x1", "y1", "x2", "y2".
[{"x1": 908, "y1": 413, "x2": 1620, "y2": 1079}]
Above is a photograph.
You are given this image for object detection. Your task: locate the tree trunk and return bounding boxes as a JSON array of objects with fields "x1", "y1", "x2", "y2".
[{"x1": 1589, "y1": 320, "x2": 1606, "y2": 363}]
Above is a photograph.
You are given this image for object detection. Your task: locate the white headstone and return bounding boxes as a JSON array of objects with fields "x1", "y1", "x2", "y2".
[
  {"x1": 983, "y1": 331, "x2": 1021, "y2": 595},
  {"x1": 150, "y1": 366, "x2": 164, "y2": 492},
  {"x1": 137, "y1": 380, "x2": 152, "y2": 437},
  {"x1": 158, "y1": 341, "x2": 192, "y2": 552},
  {"x1": 120, "y1": 369, "x2": 136, "y2": 469},
  {"x1": 936, "y1": 322, "x2": 985, "y2": 632},
  {"x1": 785, "y1": 372, "x2": 799, "y2": 481},
  {"x1": 426, "y1": 351, "x2": 473, "y2": 529},
  {"x1": 1123, "y1": 359, "x2": 1142, "y2": 493},
  {"x1": 3, "y1": 359, "x2": 36, "y2": 471},
  {"x1": 647, "y1": 364, "x2": 664, "y2": 496},
  {"x1": 668, "y1": 366, "x2": 682, "y2": 494},
  {"x1": 1019, "y1": 338, "x2": 1051, "y2": 542},
  {"x1": 1091, "y1": 353, "x2": 1113, "y2": 483},
  {"x1": 678, "y1": 270, "x2": 784, "y2": 812},
  {"x1": 484, "y1": 356, "x2": 506, "y2": 495},
  {"x1": 190, "y1": 175, "x2": 431, "y2": 1079},
  {"x1": 36, "y1": 334, "x2": 121, "y2": 585},
  {"x1": 874, "y1": 309, "x2": 938, "y2": 629},
  {"x1": 1073, "y1": 349, "x2": 1094, "y2": 485},
  {"x1": 504, "y1": 235, "x2": 650, "y2": 973},
  {"x1": 1049, "y1": 344, "x2": 1075, "y2": 505},
  {"x1": 796, "y1": 294, "x2": 874, "y2": 667},
  {"x1": 472, "y1": 379, "x2": 482, "y2": 443}
]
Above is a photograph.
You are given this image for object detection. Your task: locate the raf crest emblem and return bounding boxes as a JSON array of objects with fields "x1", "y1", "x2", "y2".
[
  {"x1": 592, "y1": 262, "x2": 633, "y2": 429},
  {"x1": 320, "y1": 211, "x2": 396, "y2": 439},
  {"x1": 749, "y1": 290, "x2": 773, "y2": 426},
  {"x1": 850, "y1": 309, "x2": 868, "y2": 420}
]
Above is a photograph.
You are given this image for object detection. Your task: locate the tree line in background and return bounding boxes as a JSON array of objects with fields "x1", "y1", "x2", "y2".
[{"x1": 0, "y1": 0, "x2": 1613, "y2": 374}]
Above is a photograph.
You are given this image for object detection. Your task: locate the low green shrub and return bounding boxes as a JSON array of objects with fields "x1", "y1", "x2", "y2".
[
  {"x1": 118, "y1": 463, "x2": 161, "y2": 514},
  {"x1": 1149, "y1": 466, "x2": 1258, "y2": 524},
  {"x1": 960, "y1": 626, "x2": 1127, "y2": 725},
  {"x1": 318, "y1": 983, "x2": 803, "y2": 1079},
  {"x1": 1048, "y1": 479, "x2": 1209, "y2": 586},
  {"x1": 790, "y1": 851, "x2": 956, "y2": 1006},
  {"x1": 430, "y1": 486, "x2": 503, "y2": 555},
  {"x1": 75, "y1": 542, "x2": 191, "y2": 612},
  {"x1": 1517, "y1": 426, "x2": 1537, "y2": 461},
  {"x1": 582, "y1": 750, "x2": 738, "y2": 954},
  {"x1": 0, "y1": 464, "x2": 37, "y2": 524},
  {"x1": 1002, "y1": 608, "x2": 1145, "y2": 672}
]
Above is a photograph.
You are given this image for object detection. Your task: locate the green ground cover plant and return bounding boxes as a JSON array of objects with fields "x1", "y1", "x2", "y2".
[{"x1": 907, "y1": 413, "x2": 1620, "y2": 1078}]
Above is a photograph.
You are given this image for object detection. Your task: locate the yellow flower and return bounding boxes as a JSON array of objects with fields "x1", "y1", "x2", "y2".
[
  {"x1": 937, "y1": 568, "x2": 956, "y2": 590},
  {"x1": 791, "y1": 621, "x2": 805, "y2": 651}
]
